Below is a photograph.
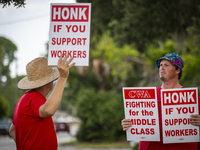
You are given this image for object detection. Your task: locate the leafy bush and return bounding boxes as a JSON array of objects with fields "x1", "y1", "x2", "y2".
[
  {"x1": 76, "y1": 88, "x2": 125, "y2": 142},
  {"x1": 0, "y1": 94, "x2": 10, "y2": 118},
  {"x1": 132, "y1": 142, "x2": 139, "y2": 150}
]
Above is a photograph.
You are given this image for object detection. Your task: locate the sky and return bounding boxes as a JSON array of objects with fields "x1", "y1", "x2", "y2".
[{"x1": 0, "y1": 0, "x2": 76, "y2": 77}]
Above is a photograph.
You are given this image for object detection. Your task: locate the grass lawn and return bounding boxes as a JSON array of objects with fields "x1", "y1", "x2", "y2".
[{"x1": 61, "y1": 140, "x2": 133, "y2": 148}]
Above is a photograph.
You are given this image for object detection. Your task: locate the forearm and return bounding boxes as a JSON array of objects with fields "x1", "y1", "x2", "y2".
[
  {"x1": 10, "y1": 131, "x2": 16, "y2": 142},
  {"x1": 39, "y1": 77, "x2": 67, "y2": 117},
  {"x1": 9, "y1": 123, "x2": 16, "y2": 142}
]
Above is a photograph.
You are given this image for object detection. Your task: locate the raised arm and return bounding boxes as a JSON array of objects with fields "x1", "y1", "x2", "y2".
[{"x1": 39, "y1": 55, "x2": 75, "y2": 118}]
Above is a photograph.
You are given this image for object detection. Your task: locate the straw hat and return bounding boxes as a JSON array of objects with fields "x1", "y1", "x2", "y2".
[{"x1": 17, "y1": 57, "x2": 59, "y2": 90}]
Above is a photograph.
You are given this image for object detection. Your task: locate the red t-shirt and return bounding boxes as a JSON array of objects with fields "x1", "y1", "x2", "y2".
[
  {"x1": 139, "y1": 86, "x2": 199, "y2": 150},
  {"x1": 13, "y1": 90, "x2": 57, "y2": 150}
]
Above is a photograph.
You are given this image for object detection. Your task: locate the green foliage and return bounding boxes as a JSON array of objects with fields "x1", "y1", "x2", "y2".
[
  {"x1": 0, "y1": 0, "x2": 26, "y2": 8},
  {"x1": 77, "y1": 0, "x2": 113, "y2": 37},
  {"x1": 61, "y1": 67, "x2": 100, "y2": 108},
  {"x1": 0, "y1": 94, "x2": 10, "y2": 118},
  {"x1": 111, "y1": 0, "x2": 200, "y2": 50},
  {"x1": 78, "y1": 0, "x2": 200, "y2": 53},
  {"x1": 180, "y1": 53, "x2": 200, "y2": 92},
  {"x1": 132, "y1": 142, "x2": 139, "y2": 150},
  {"x1": 0, "y1": 37, "x2": 25, "y2": 118},
  {"x1": 0, "y1": 37, "x2": 17, "y2": 80},
  {"x1": 5, "y1": 75, "x2": 26, "y2": 118},
  {"x1": 76, "y1": 88, "x2": 125, "y2": 142},
  {"x1": 92, "y1": 32, "x2": 143, "y2": 89},
  {"x1": 138, "y1": 40, "x2": 176, "y2": 86}
]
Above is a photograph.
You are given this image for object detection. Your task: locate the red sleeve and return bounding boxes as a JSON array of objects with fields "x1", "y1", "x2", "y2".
[{"x1": 29, "y1": 92, "x2": 46, "y2": 117}]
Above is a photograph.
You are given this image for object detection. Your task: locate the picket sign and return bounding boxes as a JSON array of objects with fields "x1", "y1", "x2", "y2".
[
  {"x1": 122, "y1": 87, "x2": 160, "y2": 142},
  {"x1": 161, "y1": 88, "x2": 199, "y2": 144},
  {"x1": 48, "y1": 3, "x2": 91, "y2": 66}
]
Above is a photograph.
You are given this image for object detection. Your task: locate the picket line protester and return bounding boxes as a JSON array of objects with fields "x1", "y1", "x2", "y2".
[
  {"x1": 122, "y1": 87, "x2": 160, "y2": 142},
  {"x1": 48, "y1": 3, "x2": 91, "y2": 66},
  {"x1": 161, "y1": 88, "x2": 199, "y2": 143}
]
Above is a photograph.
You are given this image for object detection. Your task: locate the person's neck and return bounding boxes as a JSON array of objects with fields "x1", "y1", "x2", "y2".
[
  {"x1": 35, "y1": 88, "x2": 49, "y2": 97},
  {"x1": 161, "y1": 80, "x2": 182, "y2": 89}
]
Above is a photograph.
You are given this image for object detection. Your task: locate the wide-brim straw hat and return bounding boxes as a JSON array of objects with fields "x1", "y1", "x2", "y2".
[{"x1": 17, "y1": 57, "x2": 59, "y2": 90}]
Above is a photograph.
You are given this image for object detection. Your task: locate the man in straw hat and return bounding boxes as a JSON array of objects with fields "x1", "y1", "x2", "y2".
[
  {"x1": 9, "y1": 55, "x2": 75, "y2": 150},
  {"x1": 121, "y1": 52, "x2": 200, "y2": 150}
]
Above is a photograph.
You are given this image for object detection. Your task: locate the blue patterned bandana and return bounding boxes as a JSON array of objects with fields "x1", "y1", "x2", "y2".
[{"x1": 156, "y1": 52, "x2": 184, "y2": 79}]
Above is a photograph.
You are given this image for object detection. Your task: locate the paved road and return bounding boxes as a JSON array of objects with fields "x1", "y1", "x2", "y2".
[
  {"x1": 0, "y1": 132, "x2": 132, "y2": 150},
  {"x1": 0, "y1": 131, "x2": 74, "y2": 150},
  {"x1": 0, "y1": 136, "x2": 16, "y2": 150}
]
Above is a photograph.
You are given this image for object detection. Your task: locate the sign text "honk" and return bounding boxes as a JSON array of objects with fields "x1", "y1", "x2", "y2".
[{"x1": 163, "y1": 90, "x2": 197, "y2": 106}]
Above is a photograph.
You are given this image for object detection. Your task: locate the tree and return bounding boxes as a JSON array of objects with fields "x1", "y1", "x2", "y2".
[
  {"x1": 76, "y1": 88, "x2": 125, "y2": 142},
  {"x1": 77, "y1": 0, "x2": 200, "y2": 53},
  {"x1": 0, "y1": 36, "x2": 19, "y2": 117},
  {"x1": 0, "y1": 94, "x2": 10, "y2": 118},
  {"x1": 0, "y1": 37, "x2": 17, "y2": 86},
  {"x1": 0, "y1": 36, "x2": 17, "y2": 94},
  {"x1": 0, "y1": 0, "x2": 26, "y2": 8},
  {"x1": 6, "y1": 75, "x2": 26, "y2": 118}
]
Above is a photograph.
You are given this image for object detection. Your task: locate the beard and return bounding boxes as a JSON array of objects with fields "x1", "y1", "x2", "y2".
[{"x1": 160, "y1": 75, "x2": 166, "y2": 81}]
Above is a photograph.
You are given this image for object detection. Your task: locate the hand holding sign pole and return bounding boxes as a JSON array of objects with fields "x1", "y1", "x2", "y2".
[{"x1": 48, "y1": 3, "x2": 91, "y2": 66}]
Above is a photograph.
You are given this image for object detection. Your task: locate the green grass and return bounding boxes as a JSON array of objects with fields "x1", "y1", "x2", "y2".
[
  {"x1": 61, "y1": 140, "x2": 132, "y2": 148},
  {"x1": 61, "y1": 140, "x2": 78, "y2": 146}
]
